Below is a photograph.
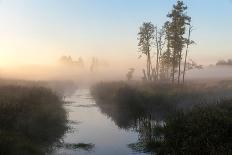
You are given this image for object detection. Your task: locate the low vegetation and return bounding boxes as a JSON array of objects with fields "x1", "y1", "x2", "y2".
[
  {"x1": 0, "y1": 78, "x2": 78, "y2": 97},
  {"x1": 127, "y1": 100, "x2": 232, "y2": 154},
  {"x1": 155, "y1": 100, "x2": 232, "y2": 154},
  {"x1": 92, "y1": 80, "x2": 232, "y2": 154},
  {"x1": 92, "y1": 80, "x2": 232, "y2": 113},
  {"x1": 0, "y1": 85, "x2": 68, "y2": 155}
]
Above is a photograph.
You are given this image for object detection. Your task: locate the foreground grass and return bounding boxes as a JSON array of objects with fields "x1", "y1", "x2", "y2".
[{"x1": 0, "y1": 86, "x2": 68, "y2": 155}]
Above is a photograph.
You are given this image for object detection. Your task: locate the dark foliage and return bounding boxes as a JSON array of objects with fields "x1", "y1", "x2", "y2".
[
  {"x1": 155, "y1": 100, "x2": 232, "y2": 154},
  {"x1": 92, "y1": 81, "x2": 232, "y2": 154},
  {"x1": 0, "y1": 86, "x2": 68, "y2": 155}
]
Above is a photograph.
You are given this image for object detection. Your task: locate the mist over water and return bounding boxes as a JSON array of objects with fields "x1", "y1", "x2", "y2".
[
  {"x1": 0, "y1": 0, "x2": 232, "y2": 154},
  {"x1": 187, "y1": 65, "x2": 232, "y2": 80},
  {"x1": 1, "y1": 60, "x2": 232, "y2": 86}
]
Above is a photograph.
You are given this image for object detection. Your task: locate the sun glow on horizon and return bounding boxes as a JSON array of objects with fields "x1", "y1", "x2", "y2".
[{"x1": 0, "y1": 0, "x2": 231, "y2": 68}]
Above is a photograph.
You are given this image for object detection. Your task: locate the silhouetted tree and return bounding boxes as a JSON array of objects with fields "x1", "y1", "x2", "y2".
[
  {"x1": 167, "y1": 1, "x2": 191, "y2": 84},
  {"x1": 77, "y1": 57, "x2": 84, "y2": 68},
  {"x1": 90, "y1": 57, "x2": 99, "y2": 72},
  {"x1": 138, "y1": 22, "x2": 155, "y2": 81},
  {"x1": 126, "y1": 68, "x2": 135, "y2": 81},
  {"x1": 160, "y1": 49, "x2": 171, "y2": 80},
  {"x1": 159, "y1": 22, "x2": 172, "y2": 81},
  {"x1": 142, "y1": 69, "x2": 148, "y2": 81},
  {"x1": 154, "y1": 26, "x2": 166, "y2": 81},
  {"x1": 59, "y1": 55, "x2": 85, "y2": 68},
  {"x1": 183, "y1": 25, "x2": 195, "y2": 84},
  {"x1": 183, "y1": 59, "x2": 203, "y2": 74},
  {"x1": 59, "y1": 56, "x2": 73, "y2": 65}
]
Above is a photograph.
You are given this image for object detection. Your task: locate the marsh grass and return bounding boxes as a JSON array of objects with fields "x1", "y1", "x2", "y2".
[
  {"x1": 92, "y1": 80, "x2": 232, "y2": 112},
  {"x1": 152, "y1": 100, "x2": 232, "y2": 154},
  {"x1": 91, "y1": 80, "x2": 232, "y2": 128},
  {"x1": 0, "y1": 78, "x2": 78, "y2": 97},
  {"x1": 0, "y1": 86, "x2": 68, "y2": 155},
  {"x1": 92, "y1": 80, "x2": 232, "y2": 154}
]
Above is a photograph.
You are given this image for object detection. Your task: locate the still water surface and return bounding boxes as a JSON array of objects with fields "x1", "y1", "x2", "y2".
[{"x1": 52, "y1": 89, "x2": 147, "y2": 155}]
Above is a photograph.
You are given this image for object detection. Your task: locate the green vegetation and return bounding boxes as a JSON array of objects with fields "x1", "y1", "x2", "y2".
[
  {"x1": 0, "y1": 86, "x2": 68, "y2": 155},
  {"x1": 155, "y1": 100, "x2": 232, "y2": 154},
  {"x1": 0, "y1": 0, "x2": 230, "y2": 154},
  {"x1": 92, "y1": 81, "x2": 177, "y2": 128},
  {"x1": 138, "y1": 22, "x2": 155, "y2": 81},
  {"x1": 137, "y1": 0, "x2": 199, "y2": 84},
  {"x1": 92, "y1": 80, "x2": 232, "y2": 110},
  {"x1": 127, "y1": 100, "x2": 232, "y2": 154},
  {"x1": 92, "y1": 80, "x2": 232, "y2": 154}
]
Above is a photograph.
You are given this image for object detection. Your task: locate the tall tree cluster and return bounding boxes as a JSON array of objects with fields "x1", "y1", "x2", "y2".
[{"x1": 138, "y1": 1, "x2": 195, "y2": 84}]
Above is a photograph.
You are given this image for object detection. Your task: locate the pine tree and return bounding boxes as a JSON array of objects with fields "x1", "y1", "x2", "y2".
[{"x1": 167, "y1": 1, "x2": 191, "y2": 84}]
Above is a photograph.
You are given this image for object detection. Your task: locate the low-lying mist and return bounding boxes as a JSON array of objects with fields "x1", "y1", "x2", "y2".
[{"x1": 1, "y1": 56, "x2": 232, "y2": 86}]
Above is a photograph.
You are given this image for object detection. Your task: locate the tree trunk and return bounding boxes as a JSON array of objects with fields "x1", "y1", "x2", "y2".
[
  {"x1": 182, "y1": 46, "x2": 189, "y2": 84},
  {"x1": 177, "y1": 51, "x2": 181, "y2": 84},
  {"x1": 147, "y1": 51, "x2": 152, "y2": 81},
  {"x1": 142, "y1": 69, "x2": 147, "y2": 81},
  {"x1": 147, "y1": 56, "x2": 150, "y2": 81},
  {"x1": 155, "y1": 30, "x2": 160, "y2": 81},
  {"x1": 183, "y1": 26, "x2": 192, "y2": 84},
  {"x1": 172, "y1": 59, "x2": 175, "y2": 84},
  {"x1": 171, "y1": 49, "x2": 176, "y2": 84}
]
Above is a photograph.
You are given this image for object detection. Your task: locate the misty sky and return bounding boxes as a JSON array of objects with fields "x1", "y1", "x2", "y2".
[{"x1": 0, "y1": 0, "x2": 232, "y2": 67}]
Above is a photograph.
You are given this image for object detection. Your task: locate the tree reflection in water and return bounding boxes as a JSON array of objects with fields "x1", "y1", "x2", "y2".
[
  {"x1": 128, "y1": 116, "x2": 165, "y2": 154},
  {"x1": 95, "y1": 96, "x2": 232, "y2": 154}
]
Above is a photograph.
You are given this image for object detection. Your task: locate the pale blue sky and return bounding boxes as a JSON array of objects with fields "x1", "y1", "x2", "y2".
[{"x1": 0, "y1": 0, "x2": 232, "y2": 66}]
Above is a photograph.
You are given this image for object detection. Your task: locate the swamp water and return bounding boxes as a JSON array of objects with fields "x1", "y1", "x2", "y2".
[{"x1": 51, "y1": 89, "x2": 148, "y2": 155}]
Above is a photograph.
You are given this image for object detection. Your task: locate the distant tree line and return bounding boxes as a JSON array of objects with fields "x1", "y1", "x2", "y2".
[
  {"x1": 216, "y1": 59, "x2": 232, "y2": 66},
  {"x1": 59, "y1": 56, "x2": 109, "y2": 72},
  {"x1": 137, "y1": 1, "x2": 201, "y2": 85},
  {"x1": 126, "y1": 68, "x2": 135, "y2": 81},
  {"x1": 90, "y1": 57, "x2": 109, "y2": 72},
  {"x1": 59, "y1": 56, "x2": 84, "y2": 68}
]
